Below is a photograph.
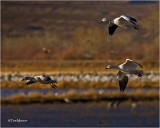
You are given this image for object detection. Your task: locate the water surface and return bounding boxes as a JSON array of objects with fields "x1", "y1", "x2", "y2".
[
  {"x1": 1, "y1": 101, "x2": 159, "y2": 127},
  {"x1": 1, "y1": 88, "x2": 158, "y2": 97}
]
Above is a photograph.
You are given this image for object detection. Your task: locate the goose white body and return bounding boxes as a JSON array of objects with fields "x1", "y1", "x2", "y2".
[
  {"x1": 22, "y1": 75, "x2": 58, "y2": 89},
  {"x1": 106, "y1": 59, "x2": 143, "y2": 92},
  {"x1": 100, "y1": 15, "x2": 139, "y2": 35},
  {"x1": 113, "y1": 17, "x2": 135, "y2": 28}
]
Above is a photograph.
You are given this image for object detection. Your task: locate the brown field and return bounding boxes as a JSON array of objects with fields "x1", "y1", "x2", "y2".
[
  {"x1": 1, "y1": 1, "x2": 159, "y2": 61},
  {"x1": 1, "y1": 1, "x2": 159, "y2": 90},
  {"x1": 1, "y1": 2, "x2": 159, "y2": 127},
  {"x1": 1, "y1": 59, "x2": 159, "y2": 73}
]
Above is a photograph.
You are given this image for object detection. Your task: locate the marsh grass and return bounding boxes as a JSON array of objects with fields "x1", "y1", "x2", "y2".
[
  {"x1": 1, "y1": 81, "x2": 159, "y2": 89},
  {"x1": 2, "y1": 89, "x2": 159, "y2": 104},
  {"x1": 2, "y1": 60, "x2": 159, "y2": 72},
  {"x1": 2, "y1": 2, "x2": 159, "y2": 61}
]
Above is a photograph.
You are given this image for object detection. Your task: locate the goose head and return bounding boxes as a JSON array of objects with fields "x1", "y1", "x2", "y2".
[
  {"x1": 99, "y1": 17, "x2": 114, "y2": 23},
  {"x1": 99, "y1": 17, "x2": 108, "y2": 23},
  {"x1": 105, "y1": 65, "x2": 114, "y2": 69},
  {"x1": 106, "y1": 65, "x2": 111, "y2": 69},
  {"x1": 105, "y1": 65, "x2": 119, "y2": 69}
]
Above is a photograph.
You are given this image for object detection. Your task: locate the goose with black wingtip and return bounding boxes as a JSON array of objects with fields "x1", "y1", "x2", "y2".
[
  {"x1": 100, "y1": 15, "x2": 139, "y2": 35},
  {"x1": 105, "y1": 59, "x2": 143, "y2": 92},
  {"x1": 22, "y1": 75, "x2": 58, "y2": 89}
]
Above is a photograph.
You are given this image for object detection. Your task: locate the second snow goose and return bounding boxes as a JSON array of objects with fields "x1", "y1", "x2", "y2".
[
  {"x1": 99, "y1": 15, "x2": 139, "y2": 35},
  {"x1": 22, "y1": 75, "x2": 58, "y2": 89},
  {"x1": 105, "y1": 59, "x2": 143, "y2": 92}
]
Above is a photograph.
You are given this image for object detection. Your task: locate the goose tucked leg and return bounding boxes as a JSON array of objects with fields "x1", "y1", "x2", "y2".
[{"x1": 50, "y1": 83, "x2": 57, "y2": 89}]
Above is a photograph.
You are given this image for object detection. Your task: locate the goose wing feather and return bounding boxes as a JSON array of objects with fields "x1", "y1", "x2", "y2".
[
  {"x1": 120, "y1": 15, "x2": 137, "y2": 23},
  {"x1": 117, "y1": 71, "x2": 128, "y2": 92},
  {"x1": 39, "y1": 75, "x2": 51, "y2": 81},
  {"x1": 121, "y1": 59, "x2": 143, "y2": 70},
  {"x1": 22, "y1": 76, "x2": 35, "y2": 81},
  {"x1": 108, "y1": 22, "x2": 118, "y2": 35}
]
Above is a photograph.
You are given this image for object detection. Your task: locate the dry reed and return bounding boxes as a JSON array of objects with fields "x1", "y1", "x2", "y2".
[{"x1": 2, "y1": 90, "x2": 159, "y2": 104}]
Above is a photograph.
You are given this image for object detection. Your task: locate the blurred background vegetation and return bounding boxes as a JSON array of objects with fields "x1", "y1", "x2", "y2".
[{"x1": 1, "y1": 1, "x2": 159, "y2": 71}]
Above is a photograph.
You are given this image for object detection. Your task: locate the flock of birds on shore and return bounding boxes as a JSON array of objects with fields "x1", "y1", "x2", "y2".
[
  {"x1": 21, "y1": 15, "x2": 143, "y2": 92},
  {"x1": 1, "y1": 71, "x2": 158, "y2": 82}
]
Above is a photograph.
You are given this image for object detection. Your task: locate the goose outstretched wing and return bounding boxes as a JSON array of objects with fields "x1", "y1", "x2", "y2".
[
  {"x1": 121, "y1": 59, "x2": 143, "y2": 70},
  {"x1": 108, "y1": 22, "x2": 119, "y2": 35},
  {"x1": 120, "y1": 15, "x2": 137, "y2": 24},
  {"x1": 22, "y1": 76, "x2": 36, "y2": 85},
  {"x1": 117, "y1": 71, "x2": 129, "y2": 92},
  {"x1": 40, "y1": 75, "x2": 51, "y2": 81},
  {"x1": 22, "y1": 76, "x2": 35, "y2": 81}
]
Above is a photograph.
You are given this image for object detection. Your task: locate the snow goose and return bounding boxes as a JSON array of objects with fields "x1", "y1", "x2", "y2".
[
  {"x1": 105, "y1": 59, "x2": 143, "y2": 92},
  {"x1": 42, "y1": 47, "x2": 51, "y2": 54},
  {"x1": 99, "y1": 15, "x2": 139, "y2": 35},
  {"x1": 22, "y1": 75, "x2": 58, "y2": 89}
]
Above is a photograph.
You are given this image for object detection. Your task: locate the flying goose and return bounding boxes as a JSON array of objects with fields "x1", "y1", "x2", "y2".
[
  {"x1": 105, "y1": 59, "x2": 143, "y2": 92},
  {"x1": 99, "y1": 15, "x2": 139, "y2": 35},
  {"x1": 22, "y1": 75, "x2": 58, "y2": 89}
]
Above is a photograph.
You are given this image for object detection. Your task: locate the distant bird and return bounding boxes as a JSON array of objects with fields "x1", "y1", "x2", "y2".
[
  {"x1": 99, "y1": 15, "x2": 139, "y2": 35},
  {"x1": 84, "y1": 52, "x2": 92, "y2": 59},
  {"x1": 64, "y1": 98, "x2": 71, "y2": 103},
  {"x1": 42, "y1": 47, "x2": 51, "y2": 54},
  {"x1": 105, "y1": 59, "x2": 143, "y2": 92},
  {"x1": 22, "y1": 75, "x2": 58, "y2": 89}
]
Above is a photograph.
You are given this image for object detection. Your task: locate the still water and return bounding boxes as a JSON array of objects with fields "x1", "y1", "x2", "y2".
[
  {"x1": 1, "y1": 101, "x2": 159, "y2": 127},
  {"x1": 1, "y1": 88, "x2": 159, "y2": 127}
]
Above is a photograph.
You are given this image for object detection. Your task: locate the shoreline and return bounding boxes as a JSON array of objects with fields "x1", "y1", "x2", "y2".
[{"x1": 2, "y1": 90, "x2": 159, "y2": 105}]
